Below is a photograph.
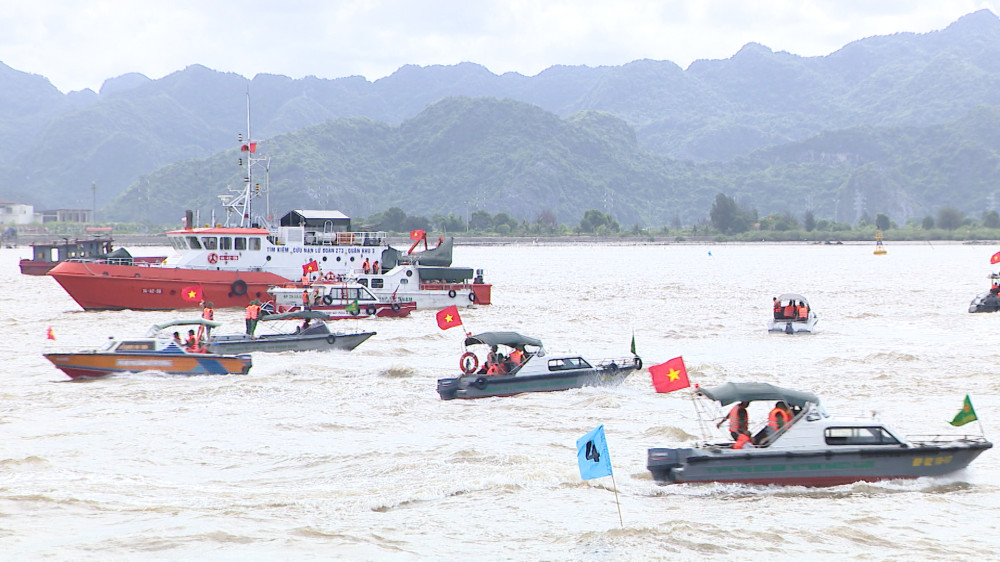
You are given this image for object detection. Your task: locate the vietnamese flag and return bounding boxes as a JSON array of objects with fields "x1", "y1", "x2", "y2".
[
  {"x1": 302, "y1": 260, "x2": 319, "y2": 274},
  {"x1": 436, "y1": 305, "x2": 462, "y2": 330},
  {"x1": 46, "y1": 326, "x2": 56, "y2": 340},
  {"x1": 410, "y1": 229, "x2": 426, "y2": 240},
  {"x1": 181, "y1": 285, "x2": 204, "y2": 302},
  {"x1": 991, "y1": 251, "x2": 1000, "y2": 265},
  {"x1": 649, "y1": 356, "x2": 691, "y2": 393},
  {"x1": 241, "y1": 142, "x2": 258, "y2": 153}
]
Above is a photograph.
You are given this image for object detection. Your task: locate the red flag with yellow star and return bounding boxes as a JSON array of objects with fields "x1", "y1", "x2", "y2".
[
  {"x1": 436, "y1": 305, "x2": 462, "y2": 330},
  {"x1": 181, "y1": 285, "x2": 204, "y2": 302},
  {"x1": 649, "y1": 356, "x2": 690, "y2": 393}
]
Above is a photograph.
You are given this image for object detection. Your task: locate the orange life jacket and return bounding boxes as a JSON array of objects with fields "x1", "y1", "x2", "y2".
[
  {"x1": 245, "y1": 304, "x2": 259, "y2": 319},
  {"x1": 202, "y1": 307, "x2": 214, "y2": 321},
  {"x1": 797, "y1": 306, "x2": 808, "y2": 319},
  {"x1": 728, "y1": 405, "x2": 748, "y2": 434},
  {"x1": 733, "y1": 433, "x2": 752, "y2": 449},
  {"x1": 783, "y1": 304, "x2": 796, "y2": 317},
  {"x1": 768, "y1": 408, "x2": 793, "y2": 431}
]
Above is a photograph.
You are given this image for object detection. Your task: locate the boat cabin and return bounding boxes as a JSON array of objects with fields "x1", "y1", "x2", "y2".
[{"x1": 31, "y1": 237, "x2": 113, "y2": 263}]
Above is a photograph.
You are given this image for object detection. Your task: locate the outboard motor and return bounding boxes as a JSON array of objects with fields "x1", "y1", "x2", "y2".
[{"x1": 784, "y1": 322, "x2": 794, "y2": 335}]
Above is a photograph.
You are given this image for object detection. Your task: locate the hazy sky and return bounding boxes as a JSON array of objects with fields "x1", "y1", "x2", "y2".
[{"x1": 1, "y1": 1, "x2": 997, "y2": 93}]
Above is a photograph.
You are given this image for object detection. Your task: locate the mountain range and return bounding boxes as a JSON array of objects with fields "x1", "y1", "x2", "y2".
[{"x1": 2, "y1": 9, "x2": 1000, "y2": 227}]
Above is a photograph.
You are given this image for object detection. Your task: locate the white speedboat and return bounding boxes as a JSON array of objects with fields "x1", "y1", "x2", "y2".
[{"x1": 767, "y1": 293, "x2": 818, "y2": 334}]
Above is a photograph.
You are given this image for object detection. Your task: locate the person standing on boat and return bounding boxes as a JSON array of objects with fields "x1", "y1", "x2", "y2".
[
  {"x1": 718, "y1": 401, "x2": 750, "y2": 441},
  {"x1": 362, "y1": 258, "x2": 371, "y2": 274},
  {"x1": 768, "y1": 401, "x2": 793, "y2": 433},
  {"x1": 198, "y1": 301, "x2": 215, "y2": 341},
  {"x1": 773, "y1": 297, "x2": 782, "y2": 319},
  {"x1": 245, "y1": 299, "x2": 261, "y2": 336},
  {"x1": 301, "y1": 289, "x2": 310, "y2": 311}
]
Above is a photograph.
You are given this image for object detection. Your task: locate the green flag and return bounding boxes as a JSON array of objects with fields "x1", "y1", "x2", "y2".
[
  {"x1": 346, "y1": 299, "x2": 359, "y2": 313},
  {"x1": 950, "y1": 395, "x2": 978, "y2": 427},
  {"x1": 630, "y1": 333, "x2": 636, "y2": 355}
]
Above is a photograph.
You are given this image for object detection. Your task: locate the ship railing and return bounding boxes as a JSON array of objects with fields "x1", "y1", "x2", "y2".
[
  {"x1": 306, "y1": 231, "x2": 388, "y2": 246},
  {"x1": 595, "y1": 356, "x2": 642, "y2": 371},
  {"x1": 906, "y1": 433, "x2": 990, "y2": 446}
]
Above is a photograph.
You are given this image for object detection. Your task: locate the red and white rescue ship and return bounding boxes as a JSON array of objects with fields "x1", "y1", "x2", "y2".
[{"x1": 47, "y1": 124, "x2": 489, "y2": 311}]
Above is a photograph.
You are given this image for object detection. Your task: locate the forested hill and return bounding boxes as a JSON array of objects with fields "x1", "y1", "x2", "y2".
[
  {"x1": 3, "y1": 9, "x2": 1000, "y2": 224},
  {"x1": 102, "y1": 97, "x2": 1000, "y2": 228}
]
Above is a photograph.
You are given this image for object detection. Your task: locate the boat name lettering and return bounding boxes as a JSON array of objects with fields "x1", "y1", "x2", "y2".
[
  {"x1": 215, "y1": 254, "x2": 239, "y2": 262},
  {"x1": 115, "y1": 360, "x2": 174, "y2": 367},
  {"x1": 268, "y1": 247, "x2": 374, "y2": 255},
  {"x1": 141, "y1": 288, "x2": 164, "y2": 294},
  {"x1": 379, "y1": 297, "x2": 413, "y2": 303},
  {"x1": 912, "y1": 456, "x2": 952, "y2": 466}
]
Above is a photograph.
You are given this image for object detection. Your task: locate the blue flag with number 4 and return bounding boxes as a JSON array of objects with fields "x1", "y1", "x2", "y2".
[{"x1": 577, "y1": 425, "x2": 613, "y2": 480}]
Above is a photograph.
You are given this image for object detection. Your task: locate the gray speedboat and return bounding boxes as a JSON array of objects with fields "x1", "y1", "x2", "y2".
[
  {"x1": 436, "y1": 332, "x2": 641, "y2": 400},
  {"x1": 647, "y1": 382, "x2": 991, "y2": 487},
  {"x1": 151, "y1": 314, "x2": 375, "y2": 354}
]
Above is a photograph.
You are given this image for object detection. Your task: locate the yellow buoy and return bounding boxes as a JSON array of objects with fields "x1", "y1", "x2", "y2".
[{"x1": 874, "y1": 230, "x2": 887, "y2": 255}]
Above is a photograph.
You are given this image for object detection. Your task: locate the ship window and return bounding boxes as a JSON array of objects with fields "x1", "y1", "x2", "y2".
[
  {"x1": 547, "y1": 357, "x2": 591, "y2": 371},
  {"x1": 201, "y1": 237, "x2": 218, "y2": 250},
  {"x1": 824, "y1": 427, "x2": 901, "y2": 446},
  {"x1": 357, "y1": 279, "x2": 368, "y2": 287},
  {"x1": 250, "y1": 238, "x2": 262, "y2": 250},
  {"x1": 219, "y1": 237, "x2": 232, "y2": 250},
  {"x1": 186, "y1": 236, "x2": 202, "y2": 249},
  {"x1": 171, "y1": 237, "x2": 187, "y2": 250},
  {"x1": 371, "y1": 279, "x2": 384, "y2": 289},
  {"x1": 116, "y1": 341, "x2": 156, "y2": 352},
  {"x1": 234, "y1": 237, "x2": 247, "y2": 250}
]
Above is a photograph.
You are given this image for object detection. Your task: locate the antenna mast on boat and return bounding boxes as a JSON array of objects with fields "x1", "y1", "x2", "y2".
[{"x1": 221, "y1": 88, "x2": 271, "y2": 228}]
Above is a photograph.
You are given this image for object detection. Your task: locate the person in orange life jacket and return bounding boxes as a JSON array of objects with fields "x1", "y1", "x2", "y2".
[
  {"x1": 372, "y1": 260, "x2": 379, "y2": 274},
  {"x1": 184, "y1": 329, "x2": 199, "y2": 351},
  {"x1": 773, "y1": 297, "x2": 782, "y2": 319},
  {"x1": 717, "y1": 401, "x2": 750, "y2": 441},
  {"x1": 768, "y1": 401, "x2": 793, "y2": 433},
  {"x1": 797, "y1": 301, "x2": 809, "y2": 320},
  {"x1": 509, "y1": 348, "x2": 525, "y2": 365},
  {"x1": 198, "y1": 301, "x2": 215, "y2": 340},
  {"x1": 301, "y1": 289, "x2": 310, "y2": 310},
  {"x1": 245, "y1": 299, "x2": 261, "y2": 336},
  {"x1": 362, "y1": 258, "x2": 371, "y2": 274},
  {"x1": 783, "y1": 300, "x2": 796, "y2": 318}
]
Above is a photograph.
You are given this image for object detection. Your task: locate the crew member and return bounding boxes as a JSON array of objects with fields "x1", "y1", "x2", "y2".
[
  {"x1": 172, "y1": 332, "x2": 183, "y2": 345},
  {"x1": 718, "y1": 401, "x2": 750, "y2": 441},
  {"x1": 302, "y1": 289, "x2": 310, "y2": 310},
  {"x1": 783, "y1": 300, "x2": 796, "y2": 318},
  {"x1": 184, "y1": 329, "x2": 199, "y2": 352},
  {"x1": 362, "y1": 258, "x2": 371, "y2": 274},
  {"x1": 768, "y1": 401, "x2": 793, "y2": 433},
  {"x1": 372, "y1": 260, "x2": 379, "y2": 274},
  {"x1": 245, "y1": 299, "x2": 261, "y2": 336},
  {"x1": 797, "y1": 301, "x2": 809, "y2": 320},
  {"x1": 773, "y1": 297, "x2": 782, "y2": 319},
  {"x1": 198, "y1": 301, "x2": 215, "y2": 340},
  {"x1": 510, "y1": 348, "x2": 524, "y2": 365}
]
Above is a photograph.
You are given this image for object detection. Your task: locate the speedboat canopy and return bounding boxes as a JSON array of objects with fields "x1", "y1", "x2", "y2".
[
  {"x1": 147, "y1": 318, "x2": 223, "y2": 335},
  {"x1": 699, "y1": 382, "x2": 820, "y2": 408},
  {"x1": 464, "y1": 332, "x2": 543, "y2": 349},
  {"x1": 259, "y1": 310, "x2": 335, "y2": 322},
  {"x1": 776, "y1": 293, "x2": 810, "y2": 306}
]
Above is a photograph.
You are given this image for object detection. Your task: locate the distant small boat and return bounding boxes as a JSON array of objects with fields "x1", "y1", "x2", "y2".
[
  {"x1": 195, "y1": 311, "x2": 376, "y2": 353},
  {"x1": 768, "y1": 293, "x2": 818, "y2": 334},
  {"x1": 44, "y1": 319, "x2": 251, "y2": 379},
  {"x1": 19, "y1": 236, "x2": 162, "y2": 275},
  {"x1": 436, "y1": 331, "x2": 641, "y2": 400}
]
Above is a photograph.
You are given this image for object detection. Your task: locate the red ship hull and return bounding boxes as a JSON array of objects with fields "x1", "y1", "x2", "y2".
[{"x1": 48, "y1": 261, "x2": 290, "y2": 311}]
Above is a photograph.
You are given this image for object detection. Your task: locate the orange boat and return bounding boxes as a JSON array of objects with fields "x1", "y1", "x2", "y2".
[{"x1": 44, "y1": 319, "x2": 252, "y2": 379}]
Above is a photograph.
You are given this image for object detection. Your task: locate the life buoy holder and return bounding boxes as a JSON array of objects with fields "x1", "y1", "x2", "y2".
[
  {"x1": 448, "y1": 289, "x2": 457, "y2": 298},
  {"x1": 391, "y1": 303, "x2": 401, "y2": 312},
  {"x1": 324, "y1": 272, "x2": 336, "y2": 281},
  {"x1": 231, "y1": 280, "x2": 248, "y2": 296},
  {"x1": 472, "y1": 377, "x2": 488, "y2": 390},
  {"x1": 326, "y1": 335, "x2": 336, "y2": 344},
  {"x1": 323, "y1": 295, "x2": 334, "y2": 305},
  {"x1": 469, "y1": 292, "x2": 477, "y2": 303},
  {"x1": 460, "y1": 351, "x2": 478, "y2": 374},
  {"x1": 365, "y1": 304, "x2": 376, "y2": 316}
]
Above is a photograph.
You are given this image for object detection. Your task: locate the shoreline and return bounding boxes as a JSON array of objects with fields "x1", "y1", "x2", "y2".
[{"x1": 8, "y1": 233, "x2": 997, "y2": 247}]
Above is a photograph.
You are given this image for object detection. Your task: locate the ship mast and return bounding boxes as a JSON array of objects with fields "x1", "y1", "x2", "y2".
[{"x1": 221, "y1": 89, "x2": 271, "y2": 228}]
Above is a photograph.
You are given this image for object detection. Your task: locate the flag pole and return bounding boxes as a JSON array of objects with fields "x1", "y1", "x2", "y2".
[{"x1": 609, "y1": 473, "x2": 623, "y2": 528}]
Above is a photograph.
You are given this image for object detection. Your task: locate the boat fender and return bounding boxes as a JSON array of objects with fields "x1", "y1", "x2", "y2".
[
  {"x1": 323, "y1": 295, "x2": 334, "y2": 305},
  {"x1": 473, "y1": 376, "x2": 488, "y2": 390},
  {"x1": 469, "y1": 292, "x2": 476, "y2": 303},
  {"x1": 326, "y1": 335, "x2": 336, "y2": 344},
  {"x1": 448, "y1": 289, "x2": 457, "y2": 298},
  {"x1": 634, "y1": 357, "x2": 642, "y2": 370},
  {"x1": 231, "y1": 279, "x2": 248, "y2": 296},
  {"x1": 365, "y1": 304, "x2": 376, "y2": 316},
  {"x1": 349, "y1": 307, "x2": 360, "y2": 316},
  {"x1": 391, "y1": 303, "x2": 401, "y2": 312},
  {"x1": 460, "y1": 351, "x2": 479, "y2": 374}
]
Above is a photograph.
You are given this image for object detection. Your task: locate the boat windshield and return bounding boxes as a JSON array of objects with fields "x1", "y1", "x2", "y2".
[
  {"x1": 547, "y1": 357, "x2": 592, "y2": 371},
  {"x1": 824, "y1": 426, "x2": 901, "y2": 446}
]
